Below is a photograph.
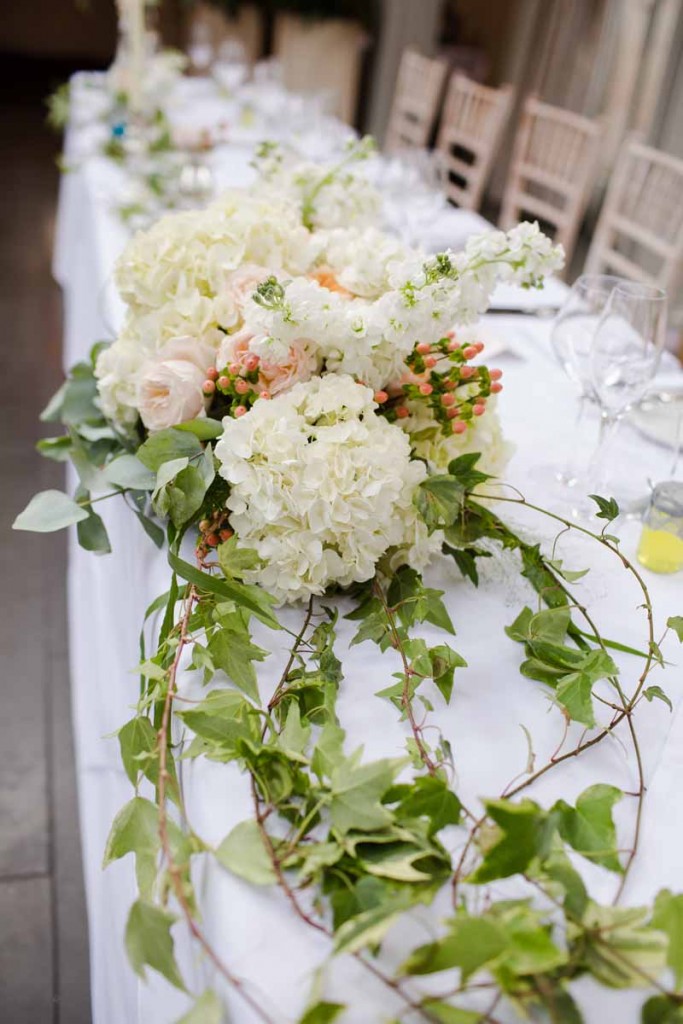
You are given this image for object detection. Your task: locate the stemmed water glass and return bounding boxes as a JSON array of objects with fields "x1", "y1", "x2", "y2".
[
  {"x1": 585, "y1": 281, "x2": 667, "y2": 509},
  {"x1": 549, "y1": 274, "x2": 622, "y2": 486}
]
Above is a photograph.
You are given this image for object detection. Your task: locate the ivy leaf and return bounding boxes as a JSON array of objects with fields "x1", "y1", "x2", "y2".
[
  {"x1": 217, "y1": 536, "x2": 263, "y2": 580},
  {"x1": 103, "y1": 796, "x2": 159, "y2": 896},
  {"x1": 333, "y1": 897, "x2": 408, "y2": 954},
  {"x1": 644, "y1": 686, "x2": 673, "y2": 712},
  {"x1": 555, "y1": 672, "x2": 596, "y2": 727},
  {"x1": 216, "y1": 820, "x2": 277, "y2": 885},
  {"x1": 428, "y1": 644, "x2": 467, "y2": 704},
  {"x1": 299, "y1": 1003, "x2": 345, "y2": 1024},
  {"x1": 169, "y1": 551, "x2": 280, "y2": 630},
  {"x1": 540, "y1": 848, "x2": 588, "y2": 919},
  {"x1": 447, "y1": 452, "x2": 491, "y2": 491},
  {"x1": 208, "y1": 628, "x2": 268, "y2": 702},
  {"x1": 443, "y1": 544, "x2": 491, "y2": 586},
  {"x1": 125, "y1": 899, "x2": 186, "y2": 991},
  {"x1": 651, "y1": 889, "x2": 683, "y2": 987},
  {"x1": 555, "y1": 784, "x2": 623, "y2": 873},
  {"x1": 581, "y1": 903, "x2": 667, "y2": 988},
  {"x1": 589, "y1": 494, "x2": 620, "y2": 522},
  {"x1": 118, "y1": 716, "x2": 158, "y2": 787},
  {"x1": 76, "y1": 508, "x2": 111, "y2": 554},
  {"x1": 13, "y1": 489, "x2": 89, "y2": 532},
  {"x1": 329, "y1": 756, "x2": 400, "y2": 834},
  {"x1": 469, "y1": 799, "x2": 556, "y2": 883},
  {"x1": 415, "y1": 475, "x2": 464, "y2": 531},
  {"x1": 137, "y1": 428, "x2": 203, "y2": 471},
  {"x1": 667, "y1": 617, "x2": 683, "y2": 643},
  {"x1": 402, "y1": 916, "x2": 506, "y2": 979},
  {"x1": 642, "y1": 996, "x2": 683, "y2": 1023},
  {"x1": 176, "y1": 990, "x2": 223, "y2": 1024},
  {"x1": 420, "y1": 1003, "x2": 482, "y2": 1024},
  {"x1": 178, "y1": 690, "x2": 259, "y2": 751},
  {"x1": 393, "y1": 775, "x2": 462, "y2": 835}
]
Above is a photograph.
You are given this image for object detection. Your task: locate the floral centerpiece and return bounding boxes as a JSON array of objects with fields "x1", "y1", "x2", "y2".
[{"x1": 16, "y1": 141, "x2": 683, "y2": 1022}]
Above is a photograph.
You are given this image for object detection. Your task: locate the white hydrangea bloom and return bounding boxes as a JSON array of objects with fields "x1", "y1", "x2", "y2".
[
  {"x1": 401, "y1": 398, "x2": 514, "y2": 478},
  {"x1": 215, "y1": 375, "x2": 432, "y2": 603}
]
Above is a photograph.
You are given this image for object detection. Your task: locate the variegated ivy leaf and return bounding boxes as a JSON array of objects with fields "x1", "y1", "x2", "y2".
[
  {"x1": 554, "y1": 784, "x2": 623, "y2": 873},
  {"x1": 577, "y1": 903, "x2": 667, "y2": 989}
]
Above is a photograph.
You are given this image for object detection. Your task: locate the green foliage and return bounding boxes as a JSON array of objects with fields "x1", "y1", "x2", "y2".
[
  {"x1": 299, "y1": 1003, "x2": 345, "y2": 1024},
  {"x1": 125, "y1": 899, "x2": 186, "y2": 991},
  {"x1": 176, "y1": 990, "x2": 223, "y2": 1024},
  {"x1": 555, "y1": 784, "x2": 623, "y2": 873},
  {"x1": 469, "y1": 799, "x2": 557, "y2": 883},
  {"x1": 651, "y1": 890, "x2": 683, "y2": 988},
  {"x1": 13, "y1": 489, "x2": 89, "y2": 532},
  {"x1": 216, "y1": 820, "x2": 277, "y2": 885},
  {"x1": 667, "y1": 617, "x2": 683, "y2": 643}
]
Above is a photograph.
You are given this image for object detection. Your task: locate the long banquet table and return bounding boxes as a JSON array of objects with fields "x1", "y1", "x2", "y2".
[{"x1": 54, "y1": 76, "x2": 683, "y2": 1024}]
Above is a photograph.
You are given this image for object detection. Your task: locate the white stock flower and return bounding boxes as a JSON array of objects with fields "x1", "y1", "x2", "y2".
[{"x1": 215, "y1": 375, "x2": 432, "y2": 603}]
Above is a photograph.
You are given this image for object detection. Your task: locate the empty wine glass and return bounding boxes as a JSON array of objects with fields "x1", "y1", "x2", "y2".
[
  {"x1": 213, "y1": 39, "x2": 248, "y2": 94},
  {"x1": 585, "y1": 281, "x2": 667, "y2": 509},
  {"x1": 188, "y1": 21, "x2": 214, "y2": 75},
  {"x1": 549, "y1": 274, "x2": 622, "y2": 485}
]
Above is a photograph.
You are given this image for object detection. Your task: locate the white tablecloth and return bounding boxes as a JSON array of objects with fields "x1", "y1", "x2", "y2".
[{"x1": 54, "y1": 78, "x2": 683, "y2": 1024}]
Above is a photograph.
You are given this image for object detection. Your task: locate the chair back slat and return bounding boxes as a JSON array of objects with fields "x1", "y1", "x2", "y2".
[
  {"x1": 385, "y1": 48, "x2": 448, "y2": 154},
  {"x1": 585, "y1": 138, "x2": 683, "y2": 290},
  {"x1": 500, "y1": 97, "x2": 602, "y2": 269},
  {"x1": 436, "y1": 73, "x2": 513, "y2": 211}
]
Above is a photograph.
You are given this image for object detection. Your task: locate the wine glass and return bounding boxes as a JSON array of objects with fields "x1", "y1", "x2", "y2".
[
  {"x1": 188, "y1": 21, "x2": 214, "y2": 75},
  {"x1": 213, "y1": 39, "x2": 248, "y2": 94},
  {"x1": 549, "y1": 274, "x2": 622, "y2": 485},
  {"x1": 585, "y1": 281, "x2": 667, "y2": 510}
]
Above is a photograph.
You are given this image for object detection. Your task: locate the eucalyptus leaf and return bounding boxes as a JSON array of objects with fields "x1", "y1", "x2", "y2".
[
  {"x1": 138, "y1": 428, "x2": 203, "y2": 471},
  {"x1": 105, "y1": 454, "x2": 156, "y2": 490},
  {"x1": 76, "y1": 508, "x2": 111, "y2": 554},
  {"x1": 13, "y1": 489, "x2": 89, "y2": 532}
]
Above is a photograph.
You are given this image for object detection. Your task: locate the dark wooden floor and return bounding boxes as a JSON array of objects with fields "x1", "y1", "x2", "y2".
[{"x1": 0, "y1": 56, "x2": 91, "y2": 1023}]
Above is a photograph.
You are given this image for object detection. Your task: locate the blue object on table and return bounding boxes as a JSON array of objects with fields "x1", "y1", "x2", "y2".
[{"x1": 111, "y1": 121, "x2": 127, "y2": 138}]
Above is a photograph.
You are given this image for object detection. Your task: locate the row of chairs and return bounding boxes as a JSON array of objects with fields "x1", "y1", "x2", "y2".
[{"x1": 386, "y1": 49, "x2": 683, "y2": 290}]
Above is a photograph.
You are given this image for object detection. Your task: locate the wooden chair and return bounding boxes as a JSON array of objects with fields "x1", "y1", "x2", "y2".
[
  {"x1": 500, "y1": 97, "x2": 602, "y2": 268},
  {"x1": 585, "y1": 137, "x2": 683, "y2": 291},
  {"x1": 436, "y1": 73, "x2": 514, "y2": 211},
  {"x1": 384, "y1": 48, "x2": 448, "y2": 154}
]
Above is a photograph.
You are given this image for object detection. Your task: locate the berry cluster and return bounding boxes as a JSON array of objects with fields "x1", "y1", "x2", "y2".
[
  {"x1": 376, "y1": 332, "x2": 503, "y2": 435},
  {"x1": 202, "y1": 354, "x2": 270, "y2": 420},
  {"x1": 196, "y1": 510, "x2": 233, "y2": 559}
]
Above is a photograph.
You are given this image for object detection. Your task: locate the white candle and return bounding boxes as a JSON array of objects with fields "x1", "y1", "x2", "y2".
[{"x1": 129, "y1": 0, "x2": 145, "y2": 114}]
